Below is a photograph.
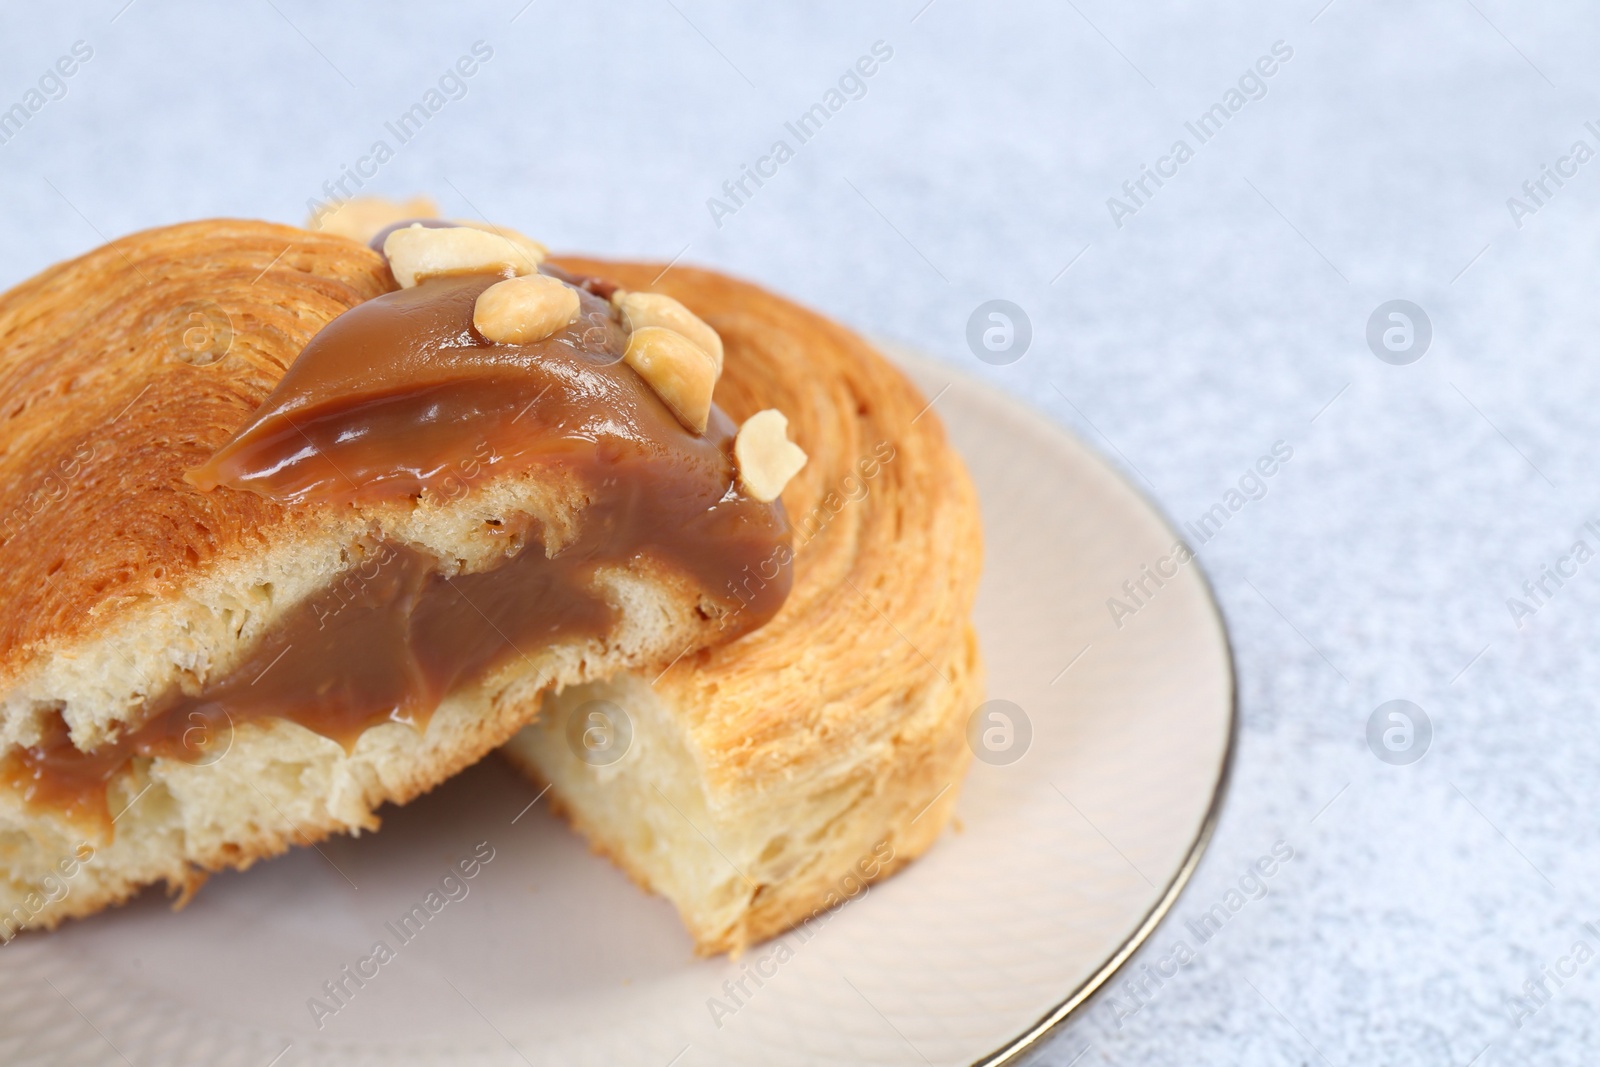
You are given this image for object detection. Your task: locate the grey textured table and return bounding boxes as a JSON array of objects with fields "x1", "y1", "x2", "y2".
[{"x1": 2, "y1": 2, "x2": 1595, "y2": 1064}]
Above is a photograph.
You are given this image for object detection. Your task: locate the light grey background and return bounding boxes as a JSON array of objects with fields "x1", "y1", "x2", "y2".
[{"x1": 2, "y1": 1, "x2": 1597, "y2": 1064}]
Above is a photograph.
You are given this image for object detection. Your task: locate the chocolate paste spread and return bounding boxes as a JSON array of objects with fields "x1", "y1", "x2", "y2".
[{"x1": 4, "y1": 263, "x2": 791, "y2": 834}]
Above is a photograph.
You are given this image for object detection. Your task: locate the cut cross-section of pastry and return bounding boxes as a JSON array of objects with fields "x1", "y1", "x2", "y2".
[
  {"x1": 0, "y1": 219, "x2": 792, "y2": 937},
  {"x1": 502, "y1": 260, "x2": 984, "y2": 957}
]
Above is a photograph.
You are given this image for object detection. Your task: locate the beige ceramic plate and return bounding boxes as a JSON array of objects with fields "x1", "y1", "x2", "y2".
[{"x1": 0, "y1": 348, "x2": 1234, "y2": 1067}]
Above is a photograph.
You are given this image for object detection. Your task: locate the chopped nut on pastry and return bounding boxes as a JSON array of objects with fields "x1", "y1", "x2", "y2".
[
  {"x1": 474, "y1": 274, "x2": 581, "y2": 344},
  {"x1": 383, "y1": 223, "x2": 543, "y2": 288},
  {"x1": 614, "y1": 291, "x2": 724, "y2": 372},
  {"x1": 734, "y1": 408, "x2": 808, "y2": 502},
  {"x1": 449, "y1": 220, "x2": 548, "y2": 274},
  {"x1": 623, "y1": 325, "x2": 718, "y2": 433},
  {"x1": 306, "y1": 194, "x2": 440, "y2": 243}
]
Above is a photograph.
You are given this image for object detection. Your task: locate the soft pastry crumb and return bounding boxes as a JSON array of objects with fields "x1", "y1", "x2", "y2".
[{"x1": 504, "y1": 623, "x2": 980, "y2": 956}]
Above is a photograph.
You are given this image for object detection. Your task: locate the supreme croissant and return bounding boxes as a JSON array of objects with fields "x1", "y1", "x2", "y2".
[{"x1": 0, "y1": 216, "x2": 806, "y2": 935}]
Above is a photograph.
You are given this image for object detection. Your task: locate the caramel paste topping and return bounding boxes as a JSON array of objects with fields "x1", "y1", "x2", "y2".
[{"x1": 4, "y1": 263, "x2": 792, "y2": 834}]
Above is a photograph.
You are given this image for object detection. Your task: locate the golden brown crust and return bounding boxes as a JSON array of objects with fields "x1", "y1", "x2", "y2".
[{"x1": 0, "y1": 220, "x2": 390, "y2": 679}]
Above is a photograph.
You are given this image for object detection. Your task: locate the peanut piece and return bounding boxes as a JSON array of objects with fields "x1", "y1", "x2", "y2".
[
  {"x1": 473, "y1": 275, "x2": 581, "y2": 345},
  {"x1": 624, "y1": 327, "x2": 718, "y2": 434},
  {"x1": 614, "y1": 291, "x2": 724, "y2": 373},
  {"x1": 306, "y1": 195, "x2": 439, "y2": 242},
  {"x1": 451, "y1": 220, "x2": 548, "y2": 274},
  {"x1": 734, "y1": 409, "x2": 807, "y2": 503},
  {"x1": 382, "y1": 224, "x2": 543, "y2": 288}
]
